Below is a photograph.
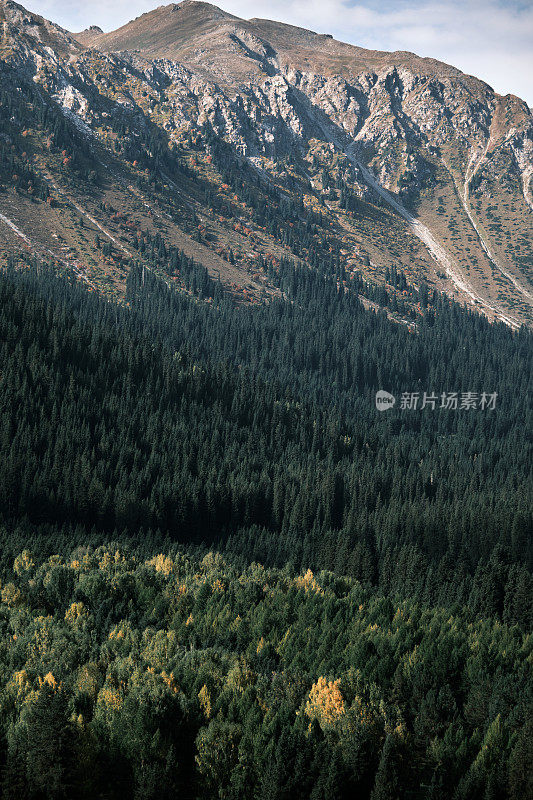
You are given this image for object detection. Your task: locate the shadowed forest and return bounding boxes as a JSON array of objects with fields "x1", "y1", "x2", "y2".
[{"x1": 0, "y1": 260, "x2": 531, "y2": 799}]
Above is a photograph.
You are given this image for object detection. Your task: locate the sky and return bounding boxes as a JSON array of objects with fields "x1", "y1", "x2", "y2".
[{"x1": 22, "y1": 0, "x2": 533, "y2": 107}]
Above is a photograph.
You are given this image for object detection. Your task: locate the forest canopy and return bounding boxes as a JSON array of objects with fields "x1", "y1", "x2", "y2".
[{"x1": 0, "y1": 259, "x2": 531, "y2": 798}]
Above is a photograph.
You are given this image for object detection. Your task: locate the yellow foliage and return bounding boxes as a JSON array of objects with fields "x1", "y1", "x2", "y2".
[
  {"x1": 7, "y1": 669, "x2": 31, "y2": 701},
  {"x1": 147, "y1": 553, "x2": 175, "y2": 576},
  {"x1": 230, "y1": 615, "x2": 242, "y2": 631},
  {"x1": 96, "y1": 676, "x2": 125, "y2": 711},
  {"x1": 1, "y1": 583, "x2": 22, "y2": 607},
  {"x1": 109, "y1": 626, "x2": 125, "y2": 641},
  {"x1": 14, "y1": 550, "x2": 34, "y2": 576},
  {"x1": 13, "y1": 669, "x2": 30, "y2": 689},
  {"x1": 294, "y1": 569, "x2": 323, "y2": 595},
  {"x1": 98, "y1": 551, "x2": 113, "y2": 571},
  {"x1": 186, "y1": 614, "x2": 194, "y2": 627},
  {"x1": 39, "y1": 672, "x2": 58, "y2": 691},
  {"x1": 144, "y1": 666, "x2": 180, "y2": 694},
  {"x1": 305, "y1": 677, "x2": 345, "y2": 726},
  {"x1": 76, "y1": 663, "x2": 100, "y2": 699},
  {"x1": 97, "y1": 683, "x2": 123, "y2": 712},
  {"x1": 171, "y1": 582, "x2": 187, "y2": 600},
  {"x1": 212, "y1": 578, "x2": 225, "y2": 593},
  {"x1": 98, "y1": 549, "x2": 125, "y2": 572},
  {"x1": 256, "y1": 637, "x2": 265, "y2": 654},
  {"x1": 81, "y1": 553, "x2": 94, "y2": 571},
  {"x1": 160, "y1": 670, "x2": 180, "y2": 694},
  {"x1": 65, "y1": 602, "x2": 88, "y2": 625},
  {"x1": 198, "y1": 684, "x2": 212, "y2": 719}
]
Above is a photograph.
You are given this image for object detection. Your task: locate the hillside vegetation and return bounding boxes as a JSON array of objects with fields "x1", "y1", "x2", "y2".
[
  {"x1": 0, "y1": 3, "x2": 532, "y2": 797},
  {"x1": 1, "y1": 0, "x2": 532, "y2": 325},
  {"x1": 0, "y1": 259, "x2": 531, "y2": 798}
]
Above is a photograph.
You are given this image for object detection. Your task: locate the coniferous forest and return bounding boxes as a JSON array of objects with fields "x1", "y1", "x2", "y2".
[{"x1": 0, "y1": 258, "x2": 531, "y2": 799}]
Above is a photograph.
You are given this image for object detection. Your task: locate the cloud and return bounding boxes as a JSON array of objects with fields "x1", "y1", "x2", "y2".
[
  {"x1": 21, "y1": 0, "x2": 533, "y2": 106},
  {"x1": 21, "y1": 0, "x2": 158, "y2": 31}
]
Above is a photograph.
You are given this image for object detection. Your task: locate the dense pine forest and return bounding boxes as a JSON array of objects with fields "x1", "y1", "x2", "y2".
[{"x1": 0, "y1": 259, "x2": 531, "y2": 799}]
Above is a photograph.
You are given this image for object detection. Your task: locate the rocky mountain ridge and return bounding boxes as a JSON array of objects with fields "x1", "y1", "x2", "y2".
[{"x1": 0, "y1": 0, "x2": 532, "y2": 325}]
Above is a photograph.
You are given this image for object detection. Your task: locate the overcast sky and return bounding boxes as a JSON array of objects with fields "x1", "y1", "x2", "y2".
[{"x1": 23, "y1": 0, "x2": 533, "y2": 107}]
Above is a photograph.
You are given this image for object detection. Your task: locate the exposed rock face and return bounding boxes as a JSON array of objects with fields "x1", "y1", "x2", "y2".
[
  {"x1": 0, "y1": 0, "x2": 532, "y2": 324},
  {"x1": 81, "y1": 4, "x2": 533, "y2": 204},
  {"x1": 74, "y1": 25, "x2": 104, "y2": 46}
]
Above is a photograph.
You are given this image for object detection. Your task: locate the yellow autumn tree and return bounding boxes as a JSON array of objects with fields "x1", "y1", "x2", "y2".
[
  {"x1": 76, "y1": 663, "x2": 100, "y2": 702},
  {"x1": 198, "y1": 684, "x2": 212, "y2": 719},
  {"x1": 65, "y1": 602, "x2": 88, "y2": 625},
  {"x1": 6, "y1": 669, "x2": 32, "y2": 703},
  {"x1": 295, "y1": 569, "x2": 323, "y2": 595},
  {"x1": 305, "y1": 677, "x2": 345, "y2": 726},
  {"x1": 1, "y1": 583, "x2": 22, "y2": 607},
  {"x1": 14, "y1": 550, "x2": 34, "y2": 576},
  {"x1": 160, "y1": 670, "x2": 180, "y2": 694},
  {"x1": 96, "y1": 678, "x2": 123, "y2": 714},
  {"x1": 147, "y1": 553, "x2": 175, "y2": 577},
  {"x1": 39, "y1": 672, "x2": 58, "y2": 691}
]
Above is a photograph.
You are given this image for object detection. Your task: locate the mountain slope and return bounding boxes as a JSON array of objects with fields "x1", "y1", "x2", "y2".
[
  {"x1": 0, "y1": 0, "x2": 532, "y2": 325},
  {"x1": 79, "y1": 1, "x2": 487, "y2": 85}
]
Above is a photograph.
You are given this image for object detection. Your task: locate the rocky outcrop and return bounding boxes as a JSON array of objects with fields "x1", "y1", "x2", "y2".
[{"x1": 1, "y1": 0, "x2": 532, "y2": 324}]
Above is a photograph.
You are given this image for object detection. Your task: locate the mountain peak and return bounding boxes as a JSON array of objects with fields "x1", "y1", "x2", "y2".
[
  {"x1": 71, "y1": 0, "x2": 481, "y2": 88},
  {"x1": 73, "y1": 24, "x2": 104, "y2": 46},
  {"x1": 173, "y1": 0, "x2": 231, "y2": 12},
  {"x1": 72, "y1": 0, "x2": 241, "y2": 61},
  {"x1": 1, "y1": 0, "x2": 532, "y2": 327},
  {"x1": 0, "y1": 0, "x2": 81, "y2": 56},
  {"x1": 129, "y1": 1, "x2": 236, "y2": 21}
]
